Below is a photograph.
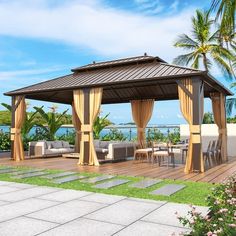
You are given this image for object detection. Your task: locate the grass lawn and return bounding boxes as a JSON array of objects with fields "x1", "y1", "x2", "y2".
[{"x1": 0, "y1": 165, "x2": 214, "y2": 206}]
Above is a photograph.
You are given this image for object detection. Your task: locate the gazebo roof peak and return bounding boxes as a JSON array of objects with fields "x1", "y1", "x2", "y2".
[{"x1": 71, "y1": 54, "x2": 167, "y2": 72}]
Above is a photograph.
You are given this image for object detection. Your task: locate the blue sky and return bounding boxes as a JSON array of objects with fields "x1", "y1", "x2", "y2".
[{"x1": 0, "y1": 0, "x2": 234, "y2": 124}]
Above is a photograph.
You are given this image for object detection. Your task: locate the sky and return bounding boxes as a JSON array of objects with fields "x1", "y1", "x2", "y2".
[{"x1": 0, "y1": 0, "x2": 234, "y2": 125}]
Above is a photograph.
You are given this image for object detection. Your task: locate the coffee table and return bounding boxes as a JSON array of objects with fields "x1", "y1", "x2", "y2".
[{"x1": 62, "y1": 153, "x2": 80, "y2": 159}]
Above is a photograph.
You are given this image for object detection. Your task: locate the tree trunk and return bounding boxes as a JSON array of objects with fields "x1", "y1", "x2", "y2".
[{"x1": 202, "y1": 53, "x2": 209, "y2": 72}]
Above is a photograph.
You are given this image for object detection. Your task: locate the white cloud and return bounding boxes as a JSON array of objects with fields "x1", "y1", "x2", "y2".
[
  {"x1": 0, "y1": 67, "x2": 65, "y2": 81},
  {"x1": 0, "y1": 0, "x2": 193, "y2": 61},
  {"x1": 170, "y1": 0, "x2": 179, "y2": 12}
]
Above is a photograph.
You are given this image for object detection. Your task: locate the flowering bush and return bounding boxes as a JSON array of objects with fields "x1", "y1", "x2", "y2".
[{"x1": 178, "y1": 174, "x2": 236, "y2": 236}]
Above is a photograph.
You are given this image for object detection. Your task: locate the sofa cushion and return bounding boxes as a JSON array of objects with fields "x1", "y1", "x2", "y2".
[
  {"x1": 59, "y1": 148, "x2": 74, "y2": 153},
  {"x1": 45, "y1": 148, "x2": 61, "y2": 155},
  {"x1": 94, "y1": 140, "x2": 100, "y2": 148},
  {"x1": 51, "y1": 141, "x2": 63, "y2": 149},
  {"x1": 62, "y1": 141, "x2": 70, "y2": 148},
  {"x1": 95, "y1": 147, "x2": 108, "y2": 153},
  {"x1": 99, "y1": 141, "x2": 109, "y2": 149}
]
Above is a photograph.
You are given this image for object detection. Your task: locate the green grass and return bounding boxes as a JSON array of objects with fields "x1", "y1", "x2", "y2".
[{"x1": 0, "y1": 165, "x2": 215, "y2": 206}]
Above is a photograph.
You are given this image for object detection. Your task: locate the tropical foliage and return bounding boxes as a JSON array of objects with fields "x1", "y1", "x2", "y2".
[
  {"x1": 203, "y1": 112, "x2": 215, "y2": 124},
  {"x1": 102, "y1": 128, "x2": 127, "y2": 141},
  {"x1": 0, "y1": 132, "x2": 11, "y2": 151},
  {"x1": 33, "y1": 105, "x2": 69, "y2": 141},
  {"x1": 93, "y1": 113, "x2": 112, "y2": 139}
]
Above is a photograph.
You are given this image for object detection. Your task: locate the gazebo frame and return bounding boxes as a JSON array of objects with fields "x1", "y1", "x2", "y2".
[{"x1": 5, "y1": 55, "x2": 233, "y2": 173}]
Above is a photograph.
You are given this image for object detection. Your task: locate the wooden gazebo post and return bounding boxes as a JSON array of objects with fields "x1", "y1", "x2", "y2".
[
  {"x1": 191, "y1": 78, "x2": 204, "y2": 171},
  {"x1": 83, "y1": 88, "x2": 90, "y2": 164},
  {"x1": 178, "y1": 77, "x2": 204, "y2": 173},
  {"x1": 10, "y1": 96, "x2": 16, "y2": 159}
]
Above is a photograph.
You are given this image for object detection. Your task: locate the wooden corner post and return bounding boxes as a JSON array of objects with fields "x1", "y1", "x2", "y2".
[
  {"x1": 83, "y1": 88, "x2": 90, "y2": 164},
  {"x1": 11, "y1": 96, "x2": 16, "y2": 159},
  {"x1": 192, "y1": 78, "x2": 204, "y2": 171}
]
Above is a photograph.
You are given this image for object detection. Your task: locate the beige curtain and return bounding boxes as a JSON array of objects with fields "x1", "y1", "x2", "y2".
[
  {"x1": 88, "y1": 88, "x2": 103, "y2": 165},
  {"x1": 178, "y1": 79, "x2": 204, "y2": 173},
  {"x1": 72, "y1": 102, "x2": 81, "y2": 153},
  {"x1": 210, "y1": 92, "x2": 227, "y2": 162},
  {"x1": 11, "y1": 96, "x2": 26, "y2": 161},
  {"x1": 73, "y1": 88, "x2": 103, "y2": 166},
  {"x1": 131, "y1": 99, "x2": 154, "y2": 148}
]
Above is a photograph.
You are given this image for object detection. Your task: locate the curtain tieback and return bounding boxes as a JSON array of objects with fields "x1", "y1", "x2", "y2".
[
  {"x1": 190, "y1": 125, "x2": 200, "y2": 134},
  {"x1": 11, "y1": 128, "x2": 21, "y2": 134},
  {"x1": 81, "y1": 124, "x2": 93, "y2": 132},
  {"x1": 137, "y1": 127, "x2": 145, "y2": 132},
  {"x1": 219, "y1": 128, "x2": 226, "y2": 135}
]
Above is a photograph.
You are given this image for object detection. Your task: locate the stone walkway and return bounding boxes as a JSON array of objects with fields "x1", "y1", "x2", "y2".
[{"x1": 0, "y1": 181, "x2": 208, "y2": 236}]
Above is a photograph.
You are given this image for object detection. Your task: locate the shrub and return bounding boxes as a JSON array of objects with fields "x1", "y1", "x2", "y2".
[
  {"x1": 57, "y1": 131, "x2": 76, "y2": 145},
  {"x1": 178, "y1": 174, "x2": 236, "y2": 236},
  {"x1": 102, "y1": 128, "x2": 127, "y2": 141},
  {"x1": 147, "y1": 128, "x2": 166, "y2": 142},
  {"x1": 168, "y1": 128, "x2": 180, "y2": 144},
  {"x1": 0, "y1": 132, "x2": 11, "y2": 151}
]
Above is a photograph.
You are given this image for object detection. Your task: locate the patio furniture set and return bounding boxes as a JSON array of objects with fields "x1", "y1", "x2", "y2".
[{"x1": 134, "y1": 141, "x2": 188, "y2": 167}]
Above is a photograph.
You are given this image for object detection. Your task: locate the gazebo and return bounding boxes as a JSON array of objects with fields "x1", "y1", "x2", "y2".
[{"x1": 5, "y1": 55, "x2": 233, "y2": 173}]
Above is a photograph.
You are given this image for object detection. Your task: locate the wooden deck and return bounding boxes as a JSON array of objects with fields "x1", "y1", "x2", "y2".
[{"x1": 0, "y1": 154, "x2": 235, "y2": 183}]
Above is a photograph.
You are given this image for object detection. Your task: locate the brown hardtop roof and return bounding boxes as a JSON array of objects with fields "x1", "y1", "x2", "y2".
[
  {"x1": 5, "y1": 55, "x2": 233, "y2": 99},
  {"x1": 71, "y1": 55, "x2": 167, "y2": 72}
]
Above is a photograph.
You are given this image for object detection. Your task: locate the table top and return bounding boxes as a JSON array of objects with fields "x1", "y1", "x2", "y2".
[{"x1": 62, "y1": 153, "x2": 80, "y2": 158}]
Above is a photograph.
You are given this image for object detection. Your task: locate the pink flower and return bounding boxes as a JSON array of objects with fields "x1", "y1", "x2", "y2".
[
  {"x1": 218, "y1": 208, "x2": 228, "y2": 213},
  {"x1": 229, "y1": 224, "x2": 236, "y2": 228},
  {"x1": 207, "y1": 232, "x2": 213, "y2": 236}
]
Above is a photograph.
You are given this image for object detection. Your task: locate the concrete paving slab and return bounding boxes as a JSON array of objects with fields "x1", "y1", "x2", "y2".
[
  {"x1": 37, "y1": 189, "x2": 91, "y2": 202},
  {"x1": 11, "y1": 169, "x2": 44, "y2": 176},
  {"x1": 14, "y1": 171, "x2": 47, "y2": 179},
  {"x1": 81, "y1": 175, "x2": 114, "y2": 183},
  {"x1": 0, "y1": 169, "x2": 19, "y2": 174},
  {"x1": 39, "y1": 218, "x2": 123, "y2": 236},
  {"x1": 52, "y1": 175, "x2": 87, "y2": 184},
  {"x1": 0, "y1": 185, "x2": 21, "y2": 194},
  {"x1": 150, "y1": 184, "x2": 186, "y2": 196},
  {"x1": 6, "y1": 182, "x2": 35, "y2": 189},
  {"x1": 130, "y1": 179, "x2": 162, "y2": 189},
  {"x1": 86, "y1": 199, "x2": 163, "y2": 226},
  {"x1": 0, "y1": 198, "x2": 59, "y2": 222},
  {"x1": 43, "y1": 171, "x2": 77, "y2": 179},
  {"x1": 80, "y1": 193, "x2": 126, "y2": 205},
  {"x1": 0, "y1": 186, "x2": 60, "y2": 202},
  {"x1": 115, "y1": 220, "x2": 189, "y2": 236},
  {"x1": 0, "y1": 200, "x2": 10, "y2": 206},
  {"x1": 0, "y1": 216, "x2": 58, "y2": 236},
  {"x1": 142, "y1": 202, "x2": 209, "y2": 228},
  {"x1": 27, "y1": 200, "x2": 106, "y2": 224},
  {"x1": 94, "y1": 179, "x2": 130, "y2": 189},
  {"x1": 0, "y1": 181, "x2": 10, "y2": 186}
]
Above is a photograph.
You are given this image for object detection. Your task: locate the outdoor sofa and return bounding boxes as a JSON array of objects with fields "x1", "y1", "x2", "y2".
[
  {"x1": 28, "y1": 140, "x2": 74, "y2": 158},
  {"x1": 29, "y1": 140, "x2": 136, "y2": 161},
  {"x1": 94, "y1": 140, "x2": 136, "y2": 161}
]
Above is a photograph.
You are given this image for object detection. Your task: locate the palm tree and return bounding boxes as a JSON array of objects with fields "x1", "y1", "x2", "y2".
[
  {"x1": 211, "y1": 0, "x2": 236, "y2": 35},
  {"x1": 173, "y1": 10, "x2": 234, "y2": 79},
  {"x1": 34, "y1": 106, "x2": 69, "y2": 140}
]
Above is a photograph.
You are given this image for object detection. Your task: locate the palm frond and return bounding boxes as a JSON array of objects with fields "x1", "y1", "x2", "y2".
[
  {"x1": 172, "y1": 52, "x2": 196, "y2": 66},
  {"x1": 226, "y1": 97, "x2": 236, "y2": 116},
  {"x1": 1, "y1": 103, "x2": 12, "y2": 112}
]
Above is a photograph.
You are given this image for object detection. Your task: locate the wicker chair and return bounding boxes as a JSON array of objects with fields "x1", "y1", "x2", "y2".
[{"x1": 134, "y1": 141, "x2": 152, "y2": 162}]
